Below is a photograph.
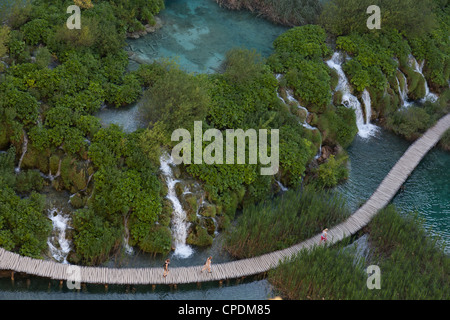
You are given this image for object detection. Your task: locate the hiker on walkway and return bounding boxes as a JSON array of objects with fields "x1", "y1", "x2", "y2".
[
  {"x1": 319, "y1": 228, "x2": 328, "y2": 244},
  {"x1": 201, "y1": 256, "x2": 212, "y2": 273},
  {"x1": 163, "y1": 259, "x2": 170, "y2": 277}
]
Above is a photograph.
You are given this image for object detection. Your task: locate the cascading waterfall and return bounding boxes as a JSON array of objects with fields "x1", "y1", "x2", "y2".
[
  {"x1": 326, "y1": 52, "x2": 377, "y2": 139},
  {"x1": 409, "y1": 55, "x2": 438, "y2": 102},
  {"x1": 41, "y1": 158, "x2": 62, "y2": 181},
  {"x1": 47, "y1": 208, "x2": 71, "y2": 264},
  {"x1": 275, "y1": 73, "x2": 322, "y2": 158},
  {"x1": 15, "y1": 130, "x2": 28, "y2": 173},
  {"x1": 361, "y1": 89, "x2": 377, "y2": 132},
  {"x1": 276, "y1": 180, "x2": 288, "y2": 192},
  {"x1": 123, "y1": 215, "x2": 134, "y2": 255},
  {"x1": 160, "y1": 153, "x2": 193, "y2": 258},
  {"x1": 396, "y1": 70, "x2": 411, "y2": 108}
]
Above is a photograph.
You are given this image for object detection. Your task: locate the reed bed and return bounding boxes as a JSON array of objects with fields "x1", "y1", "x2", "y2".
[
  {"x1": 268, "y1": 205, "x2": 449, "y2": 300},
  {"x1": 224, "y1": 186, "x2": 350, "y2": 258}
]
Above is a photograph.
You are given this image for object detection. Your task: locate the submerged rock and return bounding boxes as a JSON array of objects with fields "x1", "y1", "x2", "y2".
[{"x1": 126, "y1": 17, "x2": 163, "y2": 39}]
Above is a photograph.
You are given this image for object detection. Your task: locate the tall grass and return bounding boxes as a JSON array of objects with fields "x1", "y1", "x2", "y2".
[
  {"x1": 268, "y1": 205, "x2": 450, "y2": 300},
  {"x1": 269, "y1": 244, "x2": 369, "y2": 300},
  {"x1": 224, "y1": 186, "x2": 350, "y2": 258}
]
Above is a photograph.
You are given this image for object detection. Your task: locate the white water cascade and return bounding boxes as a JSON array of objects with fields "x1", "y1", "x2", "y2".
[
  {"x1": 160, "y1": 153, "x2": 193, "y2": 258},
  {"x1": 275, "y1": 74, "x2": 322, "y2": 158},
  {"x1": 47, "y1": 208, "x2": 72, "y2": 264},
  {"x1": 396, "y1": 70, "x2": 412, "y2": 108},
  {"x1": 409, "y1": 55, "x2": 438, "y2": 103},
  {"x1": 276, "y1": 80, "x2": 318, "y2": 131},
  {"x1": 123, "y1": 215, "x2": 134, "y2": 255},
  {"x1": 276, "y1": 180, "x2": 288, "y2": 192},
  {"x1": 15, "y1": 130, "x2": 28, "y2": 173},
  {"x1": 326, "y1": 52, "x2": 378, "y2": 139}
]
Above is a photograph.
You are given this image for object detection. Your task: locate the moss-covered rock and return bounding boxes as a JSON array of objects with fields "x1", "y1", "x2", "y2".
[
  {"x1": 201, "y1": 217, "x2": 216, "y2": 236},
  {"x1": 69, "y1": 193, "x2": 86, "y2": 209},
  {"x1": 186, "y1": 225, "x2": 213, "y2": 247},
  {"x1": 60, "y1": 158, "x2": 89, "y2": 193},
  {"x1": 332, "y1": 90, "x2": 343, "y2": 106},
  {"x1": 159, "y1": 199, "x2": 173, "y2": 227},
  {"x1": 199, "y1": 203, "x2": 216, "y2": 218},
  {"x1": 184, "y1": 194, "x2": 199, "y2": 223},
  {"x1": 21, "y1": 144, "x2": 50, "y2": 173},
  {"x1": 49, "y1": 155, "x2": 61, "y2": 175}
]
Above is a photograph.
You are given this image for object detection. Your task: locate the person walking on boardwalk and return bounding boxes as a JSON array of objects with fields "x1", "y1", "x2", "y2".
[
  {"x1": 201, "y1": 256, "x2": 212, "y2": 273},
  {"x1": 163, "y1": 259, "x2": 170, "y2": 277},
  {"x1": 319, "y1": 228, "x2": 328, "y2": 244}
]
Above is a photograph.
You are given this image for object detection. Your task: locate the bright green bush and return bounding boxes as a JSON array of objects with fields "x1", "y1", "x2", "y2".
[
  {"x1": 72, "y1": 208, "x2": 122, "y2": 265},
  {"x1": 0, "y1": 186, "x2": 51, "y2": 258},
  {"x1": 21, "y1": 18, "x2": 49, "y2": 45},
  {"x1": 140, "y1": 67, "x2": 210, "y2": 133}
]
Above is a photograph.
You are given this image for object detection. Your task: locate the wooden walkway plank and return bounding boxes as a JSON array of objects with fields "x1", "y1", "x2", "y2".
[{"x1": 0, "y1": 114, "x2": 448, "y2": 285}]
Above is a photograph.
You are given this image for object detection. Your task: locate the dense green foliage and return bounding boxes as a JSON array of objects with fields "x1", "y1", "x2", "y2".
[
  {"x1": 385, "y1": 91, "x2": 450, "y2": 141},
  {"x1": 320, "y1": 0, "x2": 438, "y2": 38},
  {"x1": 139, "y1": 48, "x2": 321, "y2": 222},
  {"x1": 269, "y1": 25, "x2": 333, "y2": 111},
  {"x1": 0, "y1": 0, "x2": 167, "y2": 263},
  {"x1": 0, "y1": 0, "x2": 448, "y2": 269},
  {"x1": 0, "y1": 155, "x2": 51, "y2": 258},
  {"x1": 269, "y1": 205, "x2": 449, "y2": 300},
  {"x1": 140, "y1": 66, "x2": 210, "y2": 134},
  {"x1": 224, "y1": 186, "x2": 350, "y2": 258}
]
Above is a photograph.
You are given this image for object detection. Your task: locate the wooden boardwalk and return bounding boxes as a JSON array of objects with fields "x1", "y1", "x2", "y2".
[{"x1": 1, "y1": 114, "x2": 449, "y2": 285}]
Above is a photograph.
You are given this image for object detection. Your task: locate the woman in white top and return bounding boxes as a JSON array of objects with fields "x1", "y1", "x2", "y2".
[{"x1": 319, "y1": 228, "x2": 328, "y2": 244}]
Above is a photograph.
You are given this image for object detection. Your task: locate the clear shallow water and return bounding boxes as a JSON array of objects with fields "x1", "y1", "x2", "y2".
[
  {"x1": 126, "y1": 0, "x2": 288, "y2": 74},
  {"x1": 0, "y1": 276, "x2": 274, "y2": 300}
]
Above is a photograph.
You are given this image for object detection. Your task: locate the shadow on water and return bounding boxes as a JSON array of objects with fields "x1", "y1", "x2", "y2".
[{"x1": 0, "y1": 274, "x2": 274, "y2": 300}]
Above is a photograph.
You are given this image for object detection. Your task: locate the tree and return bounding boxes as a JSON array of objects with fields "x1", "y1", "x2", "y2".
[{"x1": 140, "y1": 67, "x2": 210, "y2": 134}]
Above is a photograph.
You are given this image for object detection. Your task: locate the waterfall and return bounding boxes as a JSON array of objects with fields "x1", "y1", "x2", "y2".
[
  {"x1": 275, "y1": 74, "x2": 318, "y2": 131},
  {"x1": 123, "y1": 215, "x2": 134, "y2": 255},
  {"x1": 396, "y1": 70, "x2": 412, "y2": 108},
  {"x1": 326, "y1": 52, "x2": 377, "y2": 139},
  {"x1": 276, "y1": 180, "x2": 288, "y2": 192},
  {"x1": 315, "y1": 143, "x2": 322, "y2": 160},
  {"x1": 275, "y1": 74, "x2": 322, "y2": 158},
  {"x1": 160, "y1": 153, "x2": 193, "y2": 258},
  {"x1": 47, "y1": 208, "x2": 71, "y2": 264},
  {"x1": 361, "y1": 89, "x2": 378, "y2": 128},
  {"x1": 43, "y1": 158, "x2": 62, "y2": 181},
  {"x1": 15, "y1": 130, "x2": 28, "y2": 173},
  {"x1": 409, "y1": 55, "x2": 438, "y2": 103}
]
